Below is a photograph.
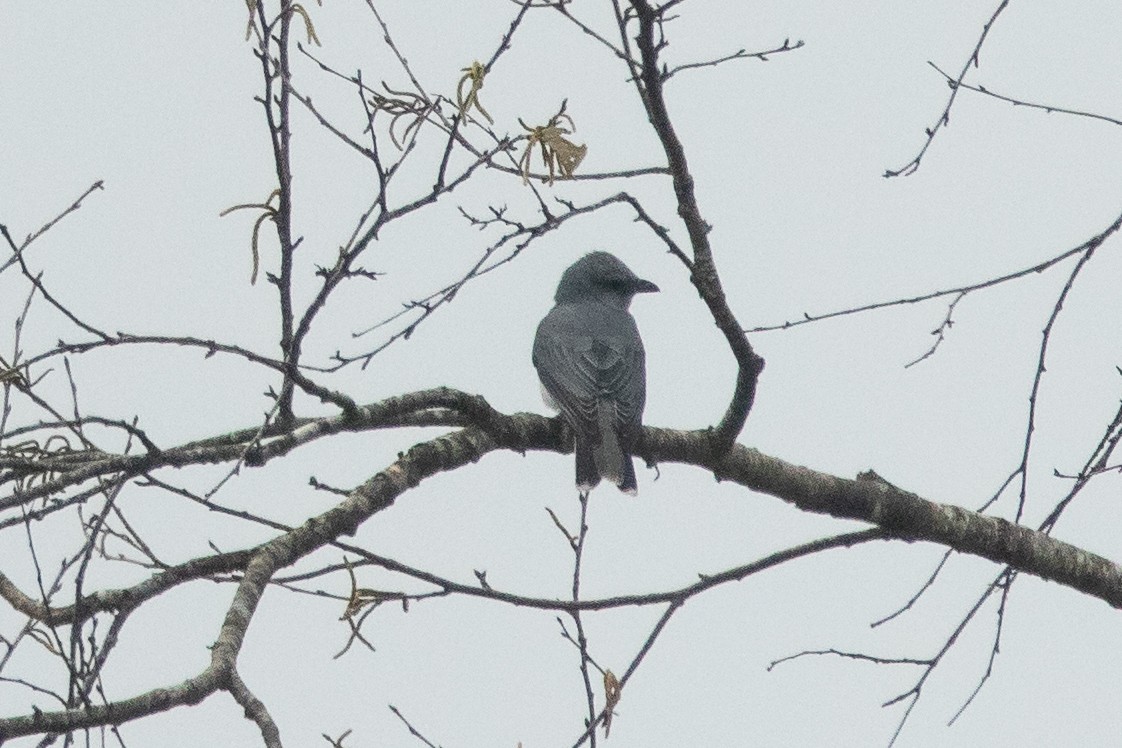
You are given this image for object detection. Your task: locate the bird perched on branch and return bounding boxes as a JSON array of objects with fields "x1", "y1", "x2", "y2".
[{"x1": 533, "y1": 252, "x2": 659, "y2": 494}]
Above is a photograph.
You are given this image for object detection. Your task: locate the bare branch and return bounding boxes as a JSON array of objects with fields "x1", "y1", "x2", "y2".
[
  {"x1": 1015, "y1": 240, "x2": 1101, "y2": 523},
  {"x1": 228, "y1": 670, "x2": 283, "y2": 748},
  {"x1": 747, "y1": 206, "x2": 1122, "y2": 335},
  {"x1": 0, "y1": 181, "x2": 105, "y2": 276},
  {"x1": 928, "y1": 61, "x2": 1122, "y2": 128},
  {"x1": 628, "y1": 0, "x2": 764, "y2": 454},
  {"x1": 664, "y1": 38, "x2": 805, "y2": 80},
  {"x1": 884, "y1": 0, "x2": 1012, "y2": 177}
]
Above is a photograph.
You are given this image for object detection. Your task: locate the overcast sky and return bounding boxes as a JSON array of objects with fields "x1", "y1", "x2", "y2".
[{"x1": 2, "y1": 2, "x2": 1122, "y2": 746}]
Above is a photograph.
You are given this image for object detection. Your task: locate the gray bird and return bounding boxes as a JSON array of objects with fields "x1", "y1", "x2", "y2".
[{"x1": 533, "y1": 252, "x2": 658, "y2": 494}]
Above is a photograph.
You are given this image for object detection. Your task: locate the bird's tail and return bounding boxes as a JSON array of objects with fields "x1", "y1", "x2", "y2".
[
  {"x1": 616, "y1": 456, "x2": 637, "y2": 495},
  {"x1": 594, "y1": 402, "x2": 637, "y2": 496},
  {"x1": 575, "y1": 437, "x2": 636, "y2": 495},
  {"x1": 575, "y1": 440, "x2": 600, "y2": 493}
]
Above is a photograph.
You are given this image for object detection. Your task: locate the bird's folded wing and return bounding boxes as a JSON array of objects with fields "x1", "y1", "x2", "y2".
[{"x1": 533, "y1": 308, "x2": 645, "y2": 443}]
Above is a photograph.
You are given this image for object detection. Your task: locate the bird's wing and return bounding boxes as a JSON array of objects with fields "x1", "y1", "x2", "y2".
[
  {"x1": 595, "y1": 334, "x2": 646, "y2": 443},
  {"x1": 533, "y1": 306, "x2": 600, "y2": 440},
  {"x1": 533, "y1": 304, "x2": 646, "y2": 445}
]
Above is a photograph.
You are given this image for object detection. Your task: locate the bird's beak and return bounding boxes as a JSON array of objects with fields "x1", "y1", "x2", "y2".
[{"x1": 633, "y1": 279, "x2": 659, "y2": 293}]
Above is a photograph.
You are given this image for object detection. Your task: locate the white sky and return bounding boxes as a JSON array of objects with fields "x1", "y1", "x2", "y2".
[{"x1": 2, "y1": 2, "x2": 1122, "y2": 746}]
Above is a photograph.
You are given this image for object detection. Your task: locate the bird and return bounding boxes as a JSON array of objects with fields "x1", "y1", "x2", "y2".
[{"x1": 532, "y1": 252, "x2": 659, "y2": 494}]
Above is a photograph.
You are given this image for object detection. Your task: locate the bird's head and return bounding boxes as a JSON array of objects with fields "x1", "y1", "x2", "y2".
[{"x1": 554, "y1": 251, "x2": 659, "y2": 308}]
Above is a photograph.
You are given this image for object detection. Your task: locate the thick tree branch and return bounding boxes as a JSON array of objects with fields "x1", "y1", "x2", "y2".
[
  {"x1": 6, "y1": 387, "x2": 1119, "y2": 613},
  {"x1": 4, "y1": 406, "x2": 1120, "y2": 740}
]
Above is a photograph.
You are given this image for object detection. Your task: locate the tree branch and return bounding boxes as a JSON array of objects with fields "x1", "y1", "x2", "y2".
[{"x1": 627, "y1": 0, "x2": 764, "y2": 455}]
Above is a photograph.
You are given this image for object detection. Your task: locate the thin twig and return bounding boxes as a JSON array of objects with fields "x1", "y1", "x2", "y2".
[{"x1": 884, "y1": 0, "x2": 1012, "y2": 177}]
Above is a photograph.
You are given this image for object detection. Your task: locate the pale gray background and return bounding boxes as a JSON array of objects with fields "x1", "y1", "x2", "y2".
[{"x1": 2, "y1": 2, "x2": 1121, "y2": 746}]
